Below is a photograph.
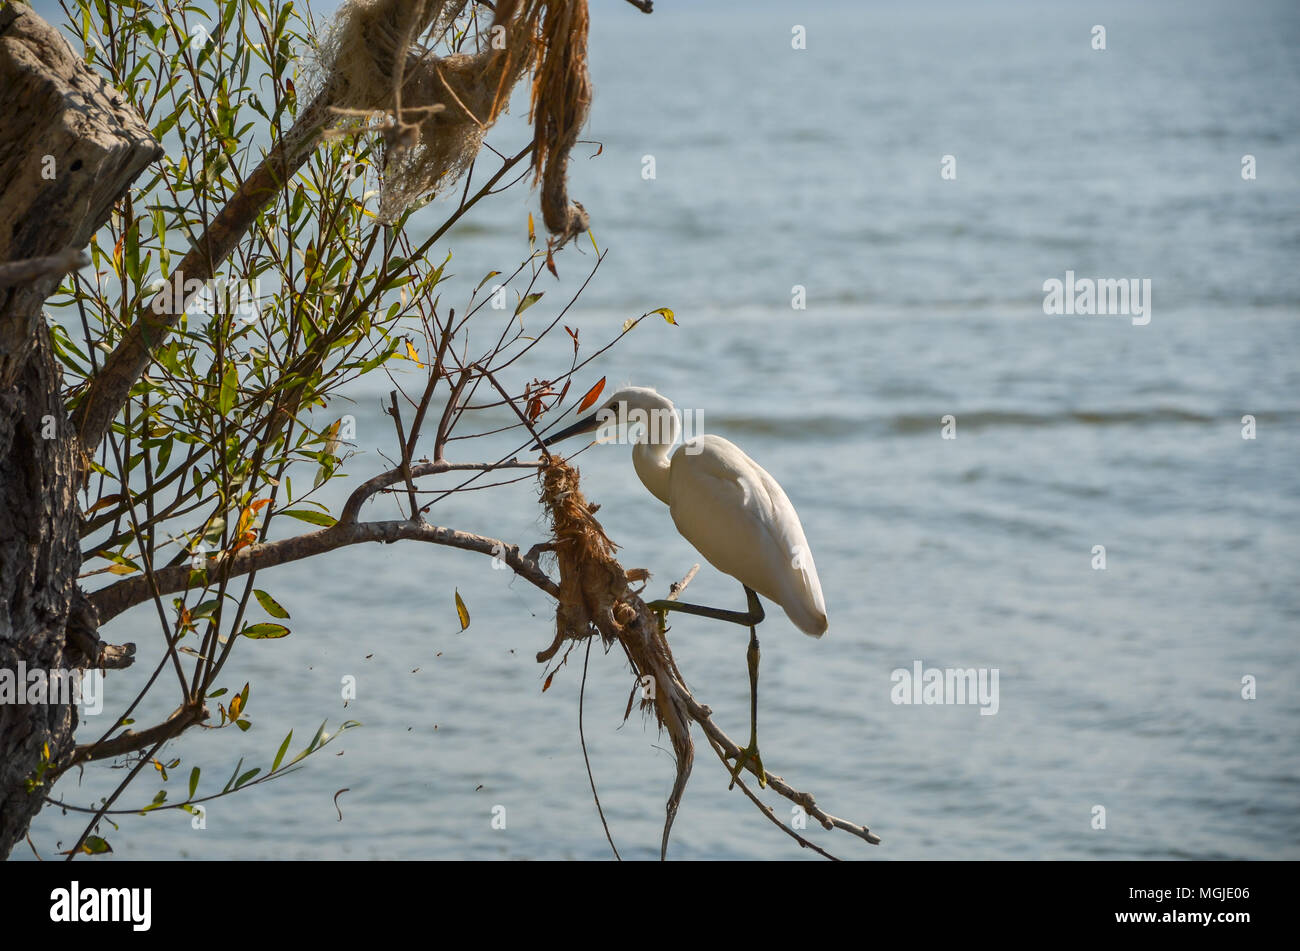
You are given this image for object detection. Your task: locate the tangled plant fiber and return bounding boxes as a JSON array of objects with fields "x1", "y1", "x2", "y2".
[
  {"x1": 536, "y1": 458, "x2": 694, "y2": 858},
  {"x1": 313, "y1": 0, "x2": 591, "y2": 238}
]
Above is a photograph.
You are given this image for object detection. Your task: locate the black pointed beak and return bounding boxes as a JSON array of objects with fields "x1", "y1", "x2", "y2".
[{"x1": 536, "y1": 412, "x2": 600, "y2": 450}]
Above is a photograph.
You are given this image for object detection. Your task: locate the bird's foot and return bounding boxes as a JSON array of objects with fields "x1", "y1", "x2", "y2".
[
  {"x1": 726, "y1": 741, "x2": 765, "y2": 790},
  {"x1": 646, "y1": 600, "x2": 671, "y2": 632}
]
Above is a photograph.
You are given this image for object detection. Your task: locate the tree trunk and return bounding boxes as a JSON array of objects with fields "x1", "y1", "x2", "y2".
[{"x1": 0, "y1": 0, "x2": 159, "y2": 858}]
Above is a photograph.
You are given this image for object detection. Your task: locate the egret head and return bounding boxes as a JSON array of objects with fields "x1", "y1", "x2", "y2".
[{"x1": 539, "y1": 385, "x2": 677, "y2": 449}]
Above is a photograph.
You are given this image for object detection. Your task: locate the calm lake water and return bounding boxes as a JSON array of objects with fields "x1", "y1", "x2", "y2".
[{"x1": 26, "y1": 0, "x2": 1300, "y2": 860}]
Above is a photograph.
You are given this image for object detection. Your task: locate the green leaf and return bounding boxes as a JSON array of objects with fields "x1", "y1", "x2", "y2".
[
  {"x1": 142, "y1": 789, "x2": 168, "y2": 812},
  {"x1": 514, "y1": 292, "x2": 543, "y2": 317},
  {"x1": 218, "y1": 364, "x2": 238, "y2": 416},
  {"x1": 223, "y1": 757, "x2": 245, "y2": 793},
  {"x1": 191, "y1": 600, "x2": 221, "y2": 619},
  {"x1": 188, "y1": 766, "x2": 200, "y2": 798},
  {"x1": 272, "y1": 729, "x2": 293, "y2": 772},
  {"x1": 254, "y1": 589, "x2": 290, "y2": 618},
  {"x1": 82, "y1": 836, "x2": 112, "y2": 855},
  {"x1": 279, "y1": 508, "x2": 336, "y2": 527},
  {"x1": 243, "y1": 622, "x2": 290, "y2": 639},
  {"x1": 292, "y1": 719, "x2": 329, "y2": 764},
  {"x1": 234, "y1": 767, "x2": 261, "y2": 788},
  {"x1": 356, "y1": 343, "x2": 397, "y2": 374}
]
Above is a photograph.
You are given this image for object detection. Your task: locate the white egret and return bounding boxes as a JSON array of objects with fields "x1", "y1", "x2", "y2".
[{"x1": 541, "y1": 386, "x2": 827, "y2": 788}]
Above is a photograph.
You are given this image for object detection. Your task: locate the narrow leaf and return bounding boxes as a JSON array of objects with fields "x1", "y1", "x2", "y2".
[
  {"x1": 254, "y1": 589, "x2": 290, "y2": 618},
  {"x1": 514, "y1": 292, "x2": 543, "y2": 317},
  {"x1": 218, "y1": 364, "x2": 238, "y2": 415},
  {"x1": 243, "y1": 622, "x2": 290, "y2": 639},
  {"x1": 272, "y1": 730, "x2": 293, "y2": 772},
  {"x1": 577, "y1": 377, "x2": 606, "y2": 413},
  {"x1": 279, "y1": 509, "x2": 337, "y2": 527},
  {"x1": 235, "y1": 767, "x2": 261, "y2": 788},
  {"x1": 223, "y1": 757, "x2": 245, "y2": 793}
]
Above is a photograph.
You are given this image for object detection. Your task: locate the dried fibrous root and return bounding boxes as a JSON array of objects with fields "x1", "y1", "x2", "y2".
[
  {"x1": 504, "y1": 0, "x2": 592, "y2": 243},
  {"x1": 536, "y1": 457, "x2": 694, "y2": 857}
]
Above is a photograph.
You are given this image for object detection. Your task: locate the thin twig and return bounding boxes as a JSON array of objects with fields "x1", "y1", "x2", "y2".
[
  {"x1": 704, "y1": 733, "x2": 840, "y2": 860},
  {"x1": 386, "y1": 391, "x2": 420, "y2": 518},
  {"x1": 580, "y1": 634, "x2": 620, "y2": 860},
  {"x1": 89, "y1": 515, "x2": 557, "y2": 623}
]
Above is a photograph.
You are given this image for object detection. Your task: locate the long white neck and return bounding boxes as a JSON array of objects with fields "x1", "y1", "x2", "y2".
[{"x1": 627, "y1": 396, "x2": 678, "y2": 505}]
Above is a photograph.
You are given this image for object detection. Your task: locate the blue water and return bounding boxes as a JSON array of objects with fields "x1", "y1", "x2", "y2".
[{"x1": 25, "y1": 0, "x2": 1300, "y2": 860}]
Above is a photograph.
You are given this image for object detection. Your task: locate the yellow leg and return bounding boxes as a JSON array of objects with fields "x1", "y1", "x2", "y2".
[
  {"x1": 649, "y1": 586, "x2": 767, "y2": 789},
  {"x1": 727, "y1": 626, "x2": 765, "y2": 789}
]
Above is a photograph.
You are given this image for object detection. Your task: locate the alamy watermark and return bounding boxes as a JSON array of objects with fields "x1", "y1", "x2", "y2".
[
  {"x1": 0, "y1": 664, "x2": 104, "y2": 715},
  {"x1": 890, "y1": 661, "x2": 999, "y2": 715},
  {"x1": 1043, "y1": 270, "x2": 1151, "y2": 325},
  {"x1": 50, "y1": 882, "x2": 151, "y2": 931},
  {"x1": 149, "y1": 272, "x2": 261, "y2": 323},
  {"x1": 594, "y1": 401, "x2": 705, "y2": 453}
]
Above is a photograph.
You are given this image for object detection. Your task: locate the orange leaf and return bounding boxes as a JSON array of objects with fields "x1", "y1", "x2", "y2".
[
  {"x1": 545, "y1": 246, "x2": 558, "y2": 278},
  {"x1": 542, "y1": 670, "x2": 555, "y2": 692},
  {"x1": 527, "y1": 212, "x2": 535, "y2": 244},
  {"x1": 577, "y1": 377, "x2": 606, "y2": 413}
]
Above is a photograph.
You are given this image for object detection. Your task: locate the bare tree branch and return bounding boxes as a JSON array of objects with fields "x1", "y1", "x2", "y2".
[
  {"x1": 0, "y1": 248, "x2": 87, "y2": 287},
  {"x1": 57, "y1": 702, "x2": 208, "y2": 774},
  {"x1": 89, "y1": 515, "x2": 556, "y2": 624},
  {"x1": 339, "y1": 458, "x2": 540, "y2": 524}
]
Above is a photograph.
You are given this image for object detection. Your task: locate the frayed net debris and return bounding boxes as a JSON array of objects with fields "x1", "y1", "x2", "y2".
[{"x1": 309, "y1": 0, "x2": 591, "y2": 239}]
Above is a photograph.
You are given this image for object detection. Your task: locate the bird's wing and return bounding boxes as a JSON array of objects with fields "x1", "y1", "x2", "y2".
[{"x1": 669, "y1": 435, "x2": 827, "y2": 636}]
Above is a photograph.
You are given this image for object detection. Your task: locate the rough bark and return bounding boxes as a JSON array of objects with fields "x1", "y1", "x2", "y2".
[{"x1": 0, "y1": 0, "x2": 160, "y2": 858}]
